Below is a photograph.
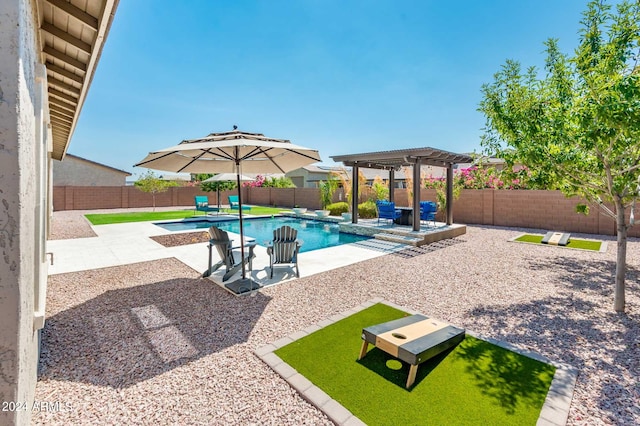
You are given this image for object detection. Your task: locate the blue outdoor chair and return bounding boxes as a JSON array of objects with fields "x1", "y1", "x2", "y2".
[
  {"x1": 228, "y1": 195, "x2": 252, "y2": 211},
  {"x1": 194, "y1": 195, "x2": 218, "y2": 215},
  {"x1": 419, "y1": 201, "x2": 437, "y2": 227},
  {"x1": 376, "y1": 200, "x2": 401, "y2": 224}
]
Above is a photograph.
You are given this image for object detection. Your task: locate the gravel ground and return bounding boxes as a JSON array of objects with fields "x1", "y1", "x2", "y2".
[
  {"x1": 150, "y1": 231, "x2": 210, "y2": 247},
  {"x1": 34, "y1": 211, "x2": 640, "y2": 425}
]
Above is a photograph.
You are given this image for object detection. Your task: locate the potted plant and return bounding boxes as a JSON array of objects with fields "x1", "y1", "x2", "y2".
[{"x1": 292, "y1": 205, "x2": 307, "y2": 215}]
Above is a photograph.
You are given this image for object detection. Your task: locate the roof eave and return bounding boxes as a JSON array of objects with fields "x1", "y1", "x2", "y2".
[{"x1": 44, "y1": 0, "x2": 120, "y2": 160}]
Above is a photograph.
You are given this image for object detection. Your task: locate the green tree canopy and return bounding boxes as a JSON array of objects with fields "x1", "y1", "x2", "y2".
[
  {"x1": 134, "y1": 170, "x2": 179, "y2": 211},
  {"x1": 479, "y1": 0, "x2": 640, "y2": 312},
  {"x1": 262, "y1": 176, "x2": 296, "y2": 188}
]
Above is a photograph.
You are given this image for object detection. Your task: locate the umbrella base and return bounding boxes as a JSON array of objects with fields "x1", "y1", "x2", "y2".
[{"x1": 225, "y1": 278, "x2": 262, "y2": 295}]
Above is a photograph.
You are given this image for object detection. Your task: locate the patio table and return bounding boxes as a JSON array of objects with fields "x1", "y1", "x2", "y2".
[{"x1": 393, "y1": 207, "x2": 413, "y2": 226}]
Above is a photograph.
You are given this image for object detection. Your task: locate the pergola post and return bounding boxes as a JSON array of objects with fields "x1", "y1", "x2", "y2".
[
  {"x1": 351, "y1": 164, "x2": 359, "y2": 223},
  {"x1": 389, "y1": 169, "x2": 395, "y2": 203},
  {"x1": 446, "y1": 163, "x2": 453, "y2": 225},
  {"x1": 412, "y1": 158, "x2": 421, "y2": 231}
]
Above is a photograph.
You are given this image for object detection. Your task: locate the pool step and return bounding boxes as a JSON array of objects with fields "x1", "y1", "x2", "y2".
[{"x1": 373, "y1": 233, "x2": 423, "y2": 246}]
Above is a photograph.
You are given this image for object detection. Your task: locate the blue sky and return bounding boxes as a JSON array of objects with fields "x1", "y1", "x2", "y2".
[{"x1": 69, "y1": 0, "x2": 591, "y2": 177}]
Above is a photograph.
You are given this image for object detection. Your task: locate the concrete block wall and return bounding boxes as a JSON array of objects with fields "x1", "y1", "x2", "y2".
[{"x1": 52, "y1": 186, "x2": 640, "y2": 237}]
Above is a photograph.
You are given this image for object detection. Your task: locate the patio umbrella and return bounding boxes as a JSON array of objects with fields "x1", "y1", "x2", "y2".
[
  {"x1": 134, "y1": 128, "x2": 321, "y2": 294},
  {"x1": 202, "y1": 172, "x2": 254, "y2": 210}
]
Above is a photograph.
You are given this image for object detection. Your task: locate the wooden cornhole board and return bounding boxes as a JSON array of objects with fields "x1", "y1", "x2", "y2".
[
  {"x1": 359, "y1": 314, "x2": 465, "y2": 388},
  {"x1": 541, "y1": 231, "x2": 571, "y2": 246}
]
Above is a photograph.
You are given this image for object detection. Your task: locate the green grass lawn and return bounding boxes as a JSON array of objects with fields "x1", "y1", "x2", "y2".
[
  {"x1": 515, "y1": 234, "x2": 602, "y2": 251},
  {"x1": 275, "y1": 304, "x2": 555, "y2": 426},
  {"x1": 85, "y1": 206, "x2": 291, "y2": 225}
]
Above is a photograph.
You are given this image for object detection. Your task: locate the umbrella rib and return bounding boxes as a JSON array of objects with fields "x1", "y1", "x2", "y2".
[
  {"x1": 134, "y1": 150, "x2": 177, "y2": 168},
  {"x1": 208, "y1": 147, "x2": 236, "y2": 162},
  {"x1": 175, "y1": 147, "x2": 236, "y2": 173},
  {"x1": 238, "y1": 147, "x2": 320, "y2": 174},
  {"x1": 242, "y1": 147, "x2": 287, "y2": 173},
  {"x1": 176, "y1": 149, "x2": 211, "y2": 173}
]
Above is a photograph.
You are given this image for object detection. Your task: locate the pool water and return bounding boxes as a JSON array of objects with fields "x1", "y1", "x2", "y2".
[{"x1": 154, "y1": 217, "x2": 370, "y2": 253}]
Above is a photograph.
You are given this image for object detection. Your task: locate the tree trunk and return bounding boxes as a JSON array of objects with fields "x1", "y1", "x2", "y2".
[{"x1": 614, "y1": 203, "x2": 627, "y2": 312}]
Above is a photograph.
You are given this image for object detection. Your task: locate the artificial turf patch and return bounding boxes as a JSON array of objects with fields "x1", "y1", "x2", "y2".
[
  {"x1": 84, "y1": 206, "x2": 287, "y2": 225},
  {"x1": 515, "y1": 233, "x2": 602, "y2": 251},
  {"x1": 275, "y1": 303, "x2": 555, "y2": 426}
]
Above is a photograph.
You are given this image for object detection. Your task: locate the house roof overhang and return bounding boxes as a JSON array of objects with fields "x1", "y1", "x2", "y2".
[
  {"x1": 331, "y1": 147, "x2": 473, "y2": 169},
  {"x1": 36, "y1": 0, "x2": 120, "y2": 160}
]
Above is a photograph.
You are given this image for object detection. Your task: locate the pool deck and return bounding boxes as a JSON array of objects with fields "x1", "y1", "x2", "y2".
[
  {"x1": 47, "y1": 212, "x2": 463, "y2": 294},
  {"x1": 281, "y1": 212, "x2": 466, "y2": 246}
]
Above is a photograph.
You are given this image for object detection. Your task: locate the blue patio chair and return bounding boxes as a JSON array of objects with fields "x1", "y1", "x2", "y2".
[
  {"x1": 419, "y1": 201, "x2": 437, "y2": 227},
  {"x1": 228, "y1": 195, "x2": 252, "y2": 211},
  {"x1": 194, "y1": 195, "x2": 218, "y2": 215},
  {"x1": 376, "y1": 200, "x2": 401, "y2": 224}
]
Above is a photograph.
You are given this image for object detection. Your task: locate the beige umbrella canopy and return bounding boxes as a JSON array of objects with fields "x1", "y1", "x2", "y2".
[
  {"x1": 134, "y1": 128, "x2": 321, "y2": 294},
  {"x1": 135, "y1": 129, "x2": 321, "y2": 174}
]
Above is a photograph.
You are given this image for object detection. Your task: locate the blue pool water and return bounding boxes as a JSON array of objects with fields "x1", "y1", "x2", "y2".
[{"x1": 154, "y1": 217, "x2": 370, "y2": 253}]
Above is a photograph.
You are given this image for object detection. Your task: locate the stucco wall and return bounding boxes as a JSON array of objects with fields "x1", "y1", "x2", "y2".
[
  {"x1": 53, "y1": 156, "x2": 129, "y2": 186},
  {"x1": 0, "y1": 0, "x2": 41, "y2": 424}
]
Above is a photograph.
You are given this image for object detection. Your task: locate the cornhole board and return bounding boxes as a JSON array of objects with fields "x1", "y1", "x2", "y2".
[
  {"x1": 359, "y1": 314, "x2": 465, "y2": 388},
  {"x1": 541, "y1": 231, "x2": 571, "y2": 246}
]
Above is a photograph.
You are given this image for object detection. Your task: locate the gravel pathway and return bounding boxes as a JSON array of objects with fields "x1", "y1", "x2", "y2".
[{"x1": 34, "y1": 211, "x2": 640, "y2": 425}]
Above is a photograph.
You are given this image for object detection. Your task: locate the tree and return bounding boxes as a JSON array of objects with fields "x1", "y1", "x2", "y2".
[
  {"x1": 318, "y1": 175, "x2": 340, "y2": 209},
  {"x1": 134, "y1": 171, "x2": 179, "y2": 211},
  {"x1": 200, "y1": 179, "x2": 236, "y2": 194},
  {"x1": 262, "y1": 176, "x2": 296, "y2": 188},
  {"x1": 424, "y1": 176, "x2": 461, "y2": 216},
  {"x1": 479, "y1": 0, "x2": 640, "y2": 312}
]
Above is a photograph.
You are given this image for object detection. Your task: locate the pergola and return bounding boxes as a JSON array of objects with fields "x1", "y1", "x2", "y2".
[{"x1": 331, "y1": 147, "x2": 473, "y2": 231}]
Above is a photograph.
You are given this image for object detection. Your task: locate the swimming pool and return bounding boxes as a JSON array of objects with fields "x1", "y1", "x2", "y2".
[{"x1": 154, "y1": 217, "x2": 370, "y2": 253}]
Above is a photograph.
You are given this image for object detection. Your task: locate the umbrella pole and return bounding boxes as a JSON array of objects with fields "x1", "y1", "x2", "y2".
[{"x1": 236, "y1": 167, "x2": 246, "y2": 281}]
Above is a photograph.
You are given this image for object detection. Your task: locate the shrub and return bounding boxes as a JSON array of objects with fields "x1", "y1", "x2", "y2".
[
  {"x1": 358, "y1": 200, "x2": 377, "y2": 219},
  {"x1": 327, "y1": 202, "x2": 349, "y2": 216},
  {"x1": 371, "y1": 176, "x2": 389, "y2": 201}
]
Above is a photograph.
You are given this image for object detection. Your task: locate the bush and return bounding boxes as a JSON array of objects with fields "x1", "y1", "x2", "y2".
[
  {"x1": 327, "y1": 202, "x2": 349, "y2": 216},
  {"x1": 358, "y1": 200, "x2": 377, "y2": 219}
]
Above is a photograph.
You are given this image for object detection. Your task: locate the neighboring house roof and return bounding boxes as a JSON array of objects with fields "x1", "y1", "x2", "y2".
[
  {"x1": 38, "y1": 0, "x2": 120, "y2": 160},
  {"x1": 65, "y1": 154, "x2": 131, "y2": 175}
]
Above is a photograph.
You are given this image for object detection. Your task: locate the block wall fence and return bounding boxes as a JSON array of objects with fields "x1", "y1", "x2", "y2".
[{"x1": 53, "y1": 186, "x2": 640, "y2": 237}]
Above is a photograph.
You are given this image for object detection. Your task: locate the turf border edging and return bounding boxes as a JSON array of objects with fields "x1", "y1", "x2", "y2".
[
  {"x1": 509, "y1": 232, "x2": 608, "y2": 253},
  {"x1": 254, "y1": 298, "x2": 579, "y2": 426}
]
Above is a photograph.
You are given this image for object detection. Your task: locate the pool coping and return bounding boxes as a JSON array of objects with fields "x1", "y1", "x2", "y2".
[
  {"x1": 254, "y1": 298, "x2": 578, "y2": 426},
  {"x1": 153, "y1": 214, "x2": 372, "y2": 252}
]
